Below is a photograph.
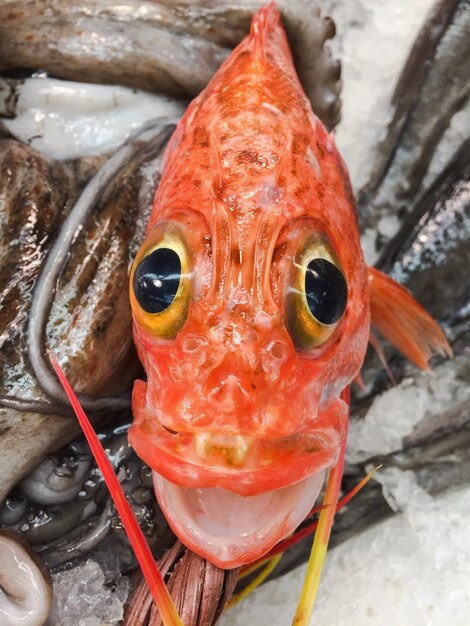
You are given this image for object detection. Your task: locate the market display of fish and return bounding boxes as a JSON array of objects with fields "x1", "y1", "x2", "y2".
[
  {"x1": 0, "y1": 0, "x2": 468, "y2": 625},
  {"x1": 0, "y1": 0, "x2": 342, "y2": 130},
  {"x1": 358, "y1": 0, "x2": 470, "y2": 239},
  {"x1": 43, "y1": 4, "x2": 454, "y2": 625},
  {"x1": 0, "y1": 122, "x2": 177, "y2": 507}
]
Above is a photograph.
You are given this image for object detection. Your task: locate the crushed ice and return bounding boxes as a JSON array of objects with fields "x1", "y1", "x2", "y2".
[
  {"x1": 220, "y1": 471, "x2": 470, "y2": 626},
  {"x1": 46, "y1": 560, "x2": 130, "y2": 626},
  {"x1": 347, "y1": 356, "x2": 470, "y2": 464}
]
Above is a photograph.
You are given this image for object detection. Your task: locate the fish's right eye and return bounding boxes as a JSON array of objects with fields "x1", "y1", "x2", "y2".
[
  {"x1": 133, "y1": 248, "x2": 181, "y2": 314},
  {"x1": 130, "y1": 228, "x2": 192, "y2": 339}
]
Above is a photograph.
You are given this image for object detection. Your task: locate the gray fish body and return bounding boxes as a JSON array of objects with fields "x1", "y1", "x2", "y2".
[
  {"x1": 0, "y1": 0, "x2": 341, "y2": 130},
  {"x1": 380, "y1": 139, "x2": 470, "y2": 326},
  {"x1": 0, "y1": 123, "x2": 173, "y2": 501}
]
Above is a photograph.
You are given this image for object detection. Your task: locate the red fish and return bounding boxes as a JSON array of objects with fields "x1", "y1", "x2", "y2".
[
  {"x1": 127, "y1": 3, "x2": 450, "y2": 574},
  {"x1": 50, "y1": 5, "x2": 451, "y2": 623}
]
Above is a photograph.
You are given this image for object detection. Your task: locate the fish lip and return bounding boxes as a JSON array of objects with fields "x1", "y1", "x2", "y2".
[
  {"x1": 131, "y1": 431, "x2": 336, "y2": 496},
  {"x1": 128, "y1": 392, "x2": 346, "y2": 496},
  {"x1": 152, "y1": 468, "x2": 327, "y2": 569}
]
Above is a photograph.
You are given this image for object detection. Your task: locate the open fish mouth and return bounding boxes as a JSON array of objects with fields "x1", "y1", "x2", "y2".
[
  {"x1": 128, "y1": 384, "x2": 347, "y2": 567},
  {"x1": 152, "y1": 469, "x2": 326, "y2": 568}
]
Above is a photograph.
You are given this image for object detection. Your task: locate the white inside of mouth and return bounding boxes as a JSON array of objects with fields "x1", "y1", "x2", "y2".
[{"x1": 152, "y1": 469, "x2": 326, "y2": 568}]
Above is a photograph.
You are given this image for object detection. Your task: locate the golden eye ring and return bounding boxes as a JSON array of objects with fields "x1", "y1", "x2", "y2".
[
  {"x1": 285, "y1": 234, "x2": 348, "y2": 351},
  {"x1": 130, "y1": 227, "x2": 192, "y2": 339}
]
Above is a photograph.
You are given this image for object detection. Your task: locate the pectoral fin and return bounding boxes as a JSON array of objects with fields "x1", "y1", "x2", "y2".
[{"x1": 368, "y1": 267, "x2": 452, "y2": 370}]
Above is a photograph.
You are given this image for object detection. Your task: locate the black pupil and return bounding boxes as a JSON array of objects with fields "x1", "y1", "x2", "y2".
[
  {"x1": 133, "y1": 248, "x2": 181, "y2": 314},
  {"x1": 305, "y1": 258, "x2": 347, "y2": 325}
]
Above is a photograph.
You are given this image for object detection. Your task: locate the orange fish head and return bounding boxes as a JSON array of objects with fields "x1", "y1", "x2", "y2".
[{"x1": 128, "y1": 5, "x2": 369, "y2": 568}]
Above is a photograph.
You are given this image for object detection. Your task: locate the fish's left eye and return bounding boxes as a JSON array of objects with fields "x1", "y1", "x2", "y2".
[
  {"x1": 305, "y1": 258, "x2": 347, "y2": 325},
  {"x1": 285, "y1": 235, "x2": 348, "y2": 350},
  {"x1": 130, "y1": 227, "x2": 192, "y2": 339}
]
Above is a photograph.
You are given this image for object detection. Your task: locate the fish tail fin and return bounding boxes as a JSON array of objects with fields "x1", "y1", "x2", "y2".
[{"x1": 368, "y1": 267, "x2": 452, "y2": 370}]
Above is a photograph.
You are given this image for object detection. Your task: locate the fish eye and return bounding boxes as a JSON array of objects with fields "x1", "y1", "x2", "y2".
[
  {"x1": 133, "y1": 248, "x2": 181, "y2": 314},
  {"x1": 285, "y1": 235, "x2": 348, "y2": 350},
  {"x1": 305, "y1": 258, "x2": 347, "y2": 325},
  {"x1": 130, "y1": 227, "x2": 192, "y2": 339}
]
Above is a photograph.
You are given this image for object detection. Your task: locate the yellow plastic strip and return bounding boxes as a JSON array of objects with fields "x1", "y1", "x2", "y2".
[
  {"x1": 238, "y1": 555, "x2": 272, "y2": 580},
  {"x1": 292, "y1": 436, "x2": 347, "y2": 626},
  {"x1": 227, "y1": 554, "x2": 283, "y2": 609}
]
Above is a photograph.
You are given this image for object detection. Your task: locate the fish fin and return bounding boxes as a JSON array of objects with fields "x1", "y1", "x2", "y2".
[
  {"x1": 353, "y1": 372, "x2": 366, "y2": 390},
  {"x1": 368, "y1": 267, "x2": 452, "y2": 370},
  {"x1": 249, "y1": 2, "x2": 279, "y2": 62},
  {"x1": 368, "y1": 331, "x2": 397, "y2": 384},
  {"x1": 49, "y1": 354, "x2": 183, "y2": 626}
]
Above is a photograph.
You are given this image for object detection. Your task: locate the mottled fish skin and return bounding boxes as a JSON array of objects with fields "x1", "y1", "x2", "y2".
[
  {"x1": 0, "y1": 140, "x2": 101, "y2": 406},
  {"x1": 129, "y1": 6, "x2": 369, "y2": 499},
  {"x1": 0, "y1": 126, "x2": 173, "y2": 410},
  {"x1": 126, "y1": 8, "x2": 373, "y2": 574},
  {"x1": 0, "y1": 140, "x2": 98, "y2": 502},
  {"x1": 0, "y1": 0, "x2": 341, "y2": 130},
  {"x1": 359, "y1": 0, "x2": 470, "y2": 234}
]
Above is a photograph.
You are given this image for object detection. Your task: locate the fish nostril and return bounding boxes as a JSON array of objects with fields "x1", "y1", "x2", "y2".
[
  {"x1": 269, "y1": 341, "x2": 287, "y2": 361},
  {"x1": 181, "y1": 336, "x2": 201, "y2": 353}
]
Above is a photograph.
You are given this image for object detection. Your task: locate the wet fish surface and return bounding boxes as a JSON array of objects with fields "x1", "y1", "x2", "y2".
[
  {"x1": 0, "y1": 1, "x2": 468, "y2": 623},
  {"x1": 0, "y1": 123, "x2": 174, "y2": 501},
  {"x1": 379, "y1": 138, "x2": 470, "y2": 327},
  {"x1": 0, "y1": 0, "x2": 342, "y2": 130}
]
